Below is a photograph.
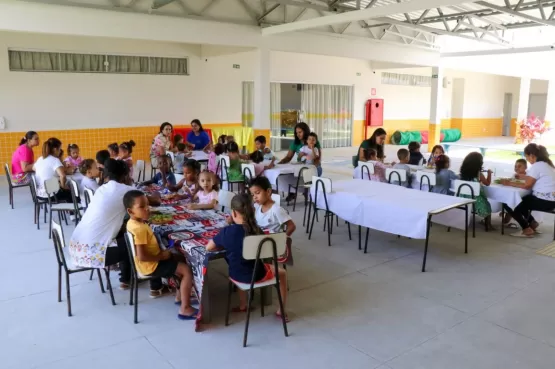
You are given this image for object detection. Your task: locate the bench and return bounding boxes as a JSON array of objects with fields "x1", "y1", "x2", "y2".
[{"x1": 443, "y1": 143, "x2": 524, "y2": 158}]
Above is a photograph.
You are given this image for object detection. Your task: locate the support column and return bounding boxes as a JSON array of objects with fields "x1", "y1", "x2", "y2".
[
  {"x1": 428, "y1": 66, "x2": 443, "y2": 151},
  {"x1": 514, "y1": 78, "x2": 530, "y2": 140},
  {"x1": 544, "y1": 79, "x2": 555, "y2": 126},
  {"x1": 253, "y1": 47, "x2": 271, "y2": 143}
]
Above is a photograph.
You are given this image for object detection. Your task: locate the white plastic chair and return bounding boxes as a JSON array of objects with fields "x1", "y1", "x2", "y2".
[
  {"x1": 224, "y1": 232, "x2": 288, "y2": 347},
  {"x1": 453, "y1": 179, "x2": 481, "y2": 238},
  {"x1": 135, "y1": 160, "x2": 145, "y2": 182},
  {"x1": 218, "y1": 189, "x2": 235, "y2": 212},
  {"x1": 174, "y1": 173, "x2": 184, "y2": 183},
  {"x1": 386, "y1": 168, "x2": 407, "y2": 186},
  {"x1": 360, "y1": 162, "x2": 375, "y2": 180},
  {"x1": 308, "y1": 176, "x2": 336, "y2": 246},
  {"x1": 271, "y1": 193, "x2": 281, "y2": 205},
  {"x1": 416, "y1": 170, "x2": 436, "y2": 191},
  {"x1": 44, "y1": 178, "x2": 75, "y2": 240},
  {"x1": 242, "y1": 163, "x2": 256, "y2": 183},
  {"x1": 83, "y1": 187, "x2": 95, "y2": 209}
]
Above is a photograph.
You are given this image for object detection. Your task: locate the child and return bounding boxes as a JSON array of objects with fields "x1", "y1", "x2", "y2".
[
  {"x1": 250, "y1": 151, "x2": 275, "y2": 177},
  {"x1": 188, "y1": 171, "x2": 219, "y2": 210},
  {"x1": 173, "y1": 143, "x2": 191, "y2": 175},
  {"x1": 173, "y1": 134, "x2": 184, "y2": 149},
  {"x1": 96, "y1": 149, "x2": 111, "y2": 184},
  {"x1": 226, "y1": 135, "x2": 235, "y2": 144},
  {"x1": 108, "y1": 143, "x2": 119, "y2": 159},
  {"x1": 169, "y1": 160, "x2": 200, "y2": 201},
  {"x1": 460, "y1": 152, "x2": 493, "y2": 230},
  {"x1": 118, "y1": 140, "x2": 135, "y2": 180},
  {"x1": 408, "y1": 141, "x2": 425, "y2": 166},
  {"x1": 298, "y1": 132, "x2": 322, "y2": 176},
  {"x1": 226, "y1": 141, "x2": 244, "y2": 182},
  {"x1": 392, "y1": 148, "x2": 411, "y2": 187},
  {"x1": 65, "y1": 143, "x2": 83, "y2": 168},
  {"x1": 140, "y1": 155, "x2": 176, "y2": 188},
  {"x1": 432, "y1": 154, "x2": 458, "y2": 195},
  {"x1": 217, "y1": 135, "x2": 227, "y2": 145},
  {"x1": 427, "y1": 145, "x2": 445, "y2": 167},
  {"x1": 79, "y1": 159, "x2": 100, "y2": 193},
  {"x1": 255, "y1": 135, "x2": 274, "y2": 161},
  {"x1": 514, "y1": 158, "x2": 527, "y2": 177},
  {"x1": 364, "y1": 148, "x2": 390, "y2": 182},
  {"x1": 124, "y1": 190, "x2": 198, "y2": 320},
  {"x1": 205, "y1": 193, "x2": 288, "y2": 321},
  {"x1": 208, "y1": 143, "x2": 225, "y2": 174}
]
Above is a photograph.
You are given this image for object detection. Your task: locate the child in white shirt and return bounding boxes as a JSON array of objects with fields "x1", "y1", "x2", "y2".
[{"x1": 298, "y1": 132, "x2": 322, "y2": 176}]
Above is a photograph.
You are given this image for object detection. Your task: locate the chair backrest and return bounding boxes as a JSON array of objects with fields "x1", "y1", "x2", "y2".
[
  {"x1": 360, "y1": 162, "x2": 374, "y2": 180},
  {"x1": 52, "y1": 218, "x2": 66, "y2": 248},
  {"x1": 454, "y1": 180, "x2": 481, "y2": 198},
  {"x1": 218, "y1": 155, "x2": 230, "y2": 180},
  {"x1": 84, "y1": 187, "x2": 95, "y2": 208},
  {"x1": 241, "y1": 163, "x2": 255, "y2": 183},
  {"x1": 416, "y1": 170, "x2": 436, "y2": 186},
  {"x1": 125, "y1": 232, "x2": 147, "y2": 278},
  {"x1": 44, "y1": 177, "x2": 61, "y2": 197},
  {"x1": 301, "y1": 166, "x2": 318, "y2": 184},
  {"x1": 30, "y1": 174, "x2": 39, "y2": 202},
  {"x1": 51, "y1": 220, "x2": 68, "y2": 270},
  {"x1": 200, "y1": 163, "x2": 207, "y2": 172},
  {"x1": 312, "y1": 176, "x2": 332, "y2": 193},
  {"x1": 386, "y1": 168, "x2": 407, "y2": 185},
  {"x1": 4, "y1": 163, "x2": 12, "y2": 186},
  {"x1": 242, "y1": 233, "x2": 287, "y2": 260},
  {"x1": 167, "y1": 151, "x2": 175, "y2": 162},
  {"x1": 271, "y1": 193, "x2": 281, "y2": 205},
  {"x1": 67, "y1": 179, "x2": 82, "y2": 216},
  {"x1": 218, "y1": 189, "x2": 235, "y2": 211},
  {"x1": 135, "y1": 160, "x2": 145, "y2": 182}
]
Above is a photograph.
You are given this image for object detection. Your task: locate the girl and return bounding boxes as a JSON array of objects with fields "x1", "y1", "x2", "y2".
[
  {"x1": 432, "y1": 154, "x2": 458, "y2": 195},
  {"x1": 108, "y1": 143, "x2": 119, "y2": 159},
  {"x1": 459, "y1": 152, "x2": 493, "y2": 230},
  {"x1": 173, "y1": 134, "x2": 184, "y2": 150},
  {"x1": 140, "y1": 155, "x2": 176, "y2": 188},
  {"x1": 208, "y1": 143, "x2": 225, "y2": 174},
  {"x1": 206, "y1": 194, "x2": 288, "y2": 320},
  {"x1": 79, "y1": 159, "x2": 100, "y2": 193},
  {"x1": 226, "y1": 141, "x2": 244, "y2": 182},
  {"x1": 169, "y1": 160, "x2": 200, "y2": 202},
  {"x1": 65, "y1": 143, "x2": 83, "y2": 168},
  {"x1": 427, "y1": 145, "x2": 445, "y2": 167},
  {"x1": 250, "y1": 151, "x2": 275, "y2": 177},
  {"x1": 364, "y1": 148, "x2": 390, "y2": 182},
  {"x1": 187, "y1": 171, "x2": 218, "y2": 210},
  {"x1": 118, "y1": 140, "x2": 136, "y2": 180},
  {"x1": 299, "y1": 132, "x2": 322, "y2": 176},
  {"x1": 218, "y1": 135, "x2": 227, "y2": 145}
]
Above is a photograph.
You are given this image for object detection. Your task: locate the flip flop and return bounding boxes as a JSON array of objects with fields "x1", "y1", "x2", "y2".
[
  {"x1": 275, "y1": 311, "x2": 290, "y2": 323},
  {"x1": 510, "y1": 232, "x2": 535, "y2": 238},
  {"x1": 505, "y1": 223, "x2": 519, "y2": 229},
  {"x1": 177, "y1": 308, "x2": 199, "y2": 321},
  {"x1": 231, "y1": 306, "x2": 255, "y2": 313}
]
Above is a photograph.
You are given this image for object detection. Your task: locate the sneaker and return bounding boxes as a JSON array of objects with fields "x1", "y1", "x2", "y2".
[{"x1": 150, "y1": 285, "x2": 174, "y2": 298}]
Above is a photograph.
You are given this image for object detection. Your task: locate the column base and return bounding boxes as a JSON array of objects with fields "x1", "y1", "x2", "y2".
[{"x1": 428, "y1": 123, "x2": 441, "y2": 152}]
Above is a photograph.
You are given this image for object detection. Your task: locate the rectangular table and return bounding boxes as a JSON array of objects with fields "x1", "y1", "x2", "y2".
[{"x1": 310, "y1": 179, "x2": 474, "y2": 272}]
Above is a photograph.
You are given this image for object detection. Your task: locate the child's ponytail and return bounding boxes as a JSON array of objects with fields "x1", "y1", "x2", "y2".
[{"x1": 230, "y1": 194, "x2": 262, "y2": 236}]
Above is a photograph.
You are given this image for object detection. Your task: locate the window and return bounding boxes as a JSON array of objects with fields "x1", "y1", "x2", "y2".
[
  {"x1": 381, "y1": 72, "x2": 431, "y2": 87},
  {"x1": 8, "y1": 50, "x2": 188, "y2": 75}
]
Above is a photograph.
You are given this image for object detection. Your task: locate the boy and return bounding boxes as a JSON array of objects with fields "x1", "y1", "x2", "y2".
[
  {"x1": 124, "y1": 190, "x2": 198, "y2": 320},
  {"x1": 393, "y1": 148, "x2": 411, "y2": 188},
  {"x1": 79, "y1": 159, "x2": 100, "y2": 193},
  {"x1": 408, "y1": 141, "x2": 425, "y2": 166},
  {"x1": 514, "y1": 158, "x2": 527, "y2": 178},
  {"x1": 140, "y1": 155, "x2": 176, "y2": 188},
  {"x1": 173, "y1": 143, "x2": 190, "y2": 175},
  {"x1": 255, "y1": 135, "x2": 275, "y2": 161}
]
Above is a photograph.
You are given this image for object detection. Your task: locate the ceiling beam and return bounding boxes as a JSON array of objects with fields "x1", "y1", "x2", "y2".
[
  {"x1": 262, "y1": 0, "x2": 478, "y2": 35},
  {"x1": 441, "y1": 45, "x2": 555, "y2": 57},
  {"x1": 476, "y1": 1, "x2": 555, "y2": 26},
  {"x1": 258, "y1": 3, "x2": 280, "y2": 21}
]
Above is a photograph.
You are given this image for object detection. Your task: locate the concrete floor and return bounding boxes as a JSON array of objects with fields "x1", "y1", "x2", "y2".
[{"x1": 3, "y1": 140, "x2": 555, "y2": 369}]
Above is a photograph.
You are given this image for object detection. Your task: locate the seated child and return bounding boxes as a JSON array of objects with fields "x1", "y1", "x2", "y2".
[
  {"x1": 79, "y1": 159, "x2": 100, "y2": 193},
  {"x1": 173, "y1": 134, "x2": 184, "y2": 150},
  {"x1": 408, "y1": 141, "x2": 425, "y2": 166},
  {"x1": 502, "y1": 158, "x2": 528, "y2": 225},
  {"x1": 187, "y1": 171, "x2": 219, "y2": 210},
  {"x1": 140, "y1": 155, "x2": 176, "y2": 188},
  {"x1": 255, "y1": 135, "x2": 275, "y2": 161},
  {"x1": 124, "y1": 190, "x2": 198, "y2": 320},
  {"x1": 217, "y1": 135, "x2": 227, "y2": 145},
  {"x1": 427, "y1": 145, "x2": 445, "y2": 167},
  {"x1": 298, "y1": 132, "x2": 322, "y2": 176},
  {"x1": 460, "y1": 152, "x2": 494, "y2": 230},
  {"x1": 168, "y1": 160, "x2": 200, "y2": 201},
  {"x1": 392, "y1": 148, "x2": 411, "y2": 188},
  {"x1": 226, "y1": 135, "x2": 235, "y2": 144},
  {"x1": 208, "y1": 143, "x2": 225, "y2": 174},
  {"x1": 118, "y1": 140, "x2": 135, "y2": 180},
  {"x1": 95, "y1": 149, "x2": 111, "y2": 184},
  {"x1": 206, "y1": 193, "x2": 289, "y2": 321},
  {"x1": 364, "y1": 148, "x2": 390, "y2": 182},
  {"x1": 65, "y1": 143, "x2": 83, "y2": 169},
  {"x1": 431, "y1": 154, "x2": 458, "y2": 195},
  {"x1": 250, "y1": 150, "x2": 275, "y2": 177},
  {"x1": 173, "y1": 143, "x2": 192, "y2": 175},
  {"x1": 107, "y1": 143, "x2": 119, "y2": 159},
  {"x1": 226, "y1": 142, "x2": 244, "y2": 182}
]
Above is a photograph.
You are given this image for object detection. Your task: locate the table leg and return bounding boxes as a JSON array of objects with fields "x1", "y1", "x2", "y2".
[
  {"x1": 501, "y1": 204, "x2": 505, "y2": 235},
  {"x1": 465, "y1": 204, "x2": 469, "y2": 254},
  {"x1": 421, "y1": 215, "x2": 432, "y2": 272},
  {"x1": 201, "y1": 282, "x2": 211, "y2": 324}
]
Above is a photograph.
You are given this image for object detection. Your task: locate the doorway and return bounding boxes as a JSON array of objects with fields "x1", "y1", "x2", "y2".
[
  {"x1": 502, "y1": 93, "x2": 512, "y2": 136},
  {"x1": 528, "y1": 93, "x2": 547, "y2": 119}
]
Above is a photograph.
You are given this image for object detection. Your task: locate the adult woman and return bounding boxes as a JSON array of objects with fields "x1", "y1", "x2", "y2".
[
  {"x1": 186, "y1": 119, "x2": 211, "y2": 150},
  {"x1": 354, "y1": 128, "x2": 387, "y2": 168},
  {"x1": 69, "y1": 160, "x2": 166, "y2": 293},
  {"x1": 501, "y1": 144, "x2": 555, "y2": 237},
  {"x1": 150, "y1": 122, "x2": 173, "y2": 168},
  {"x1": 33, "y1": 137, "x2": 72, "y2": 202},
  {"x1": 280, "y1": 122, "x2": 322, "y2": 163},
  {"x1": 11, "y1": 131, "x2": 39, "y2": 184}
]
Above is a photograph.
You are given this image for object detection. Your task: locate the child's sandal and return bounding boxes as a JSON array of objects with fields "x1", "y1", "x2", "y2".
[
  {"x1": 231, "y1": 306, "x2": 255, "y2": 313},
  {"x1": 275, "y1": 311, "x2": 290, "y2": 323}
]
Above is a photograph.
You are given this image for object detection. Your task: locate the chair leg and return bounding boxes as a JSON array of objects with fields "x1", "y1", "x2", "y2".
[
  {"x1": 43, "y1": 204, "x2": 47, "y2": 224},
  {"x1": 134, "y1": 278, "x2": 139, "y2": 324},
  {"x1": 260, "y1": 289, "x2": 265, "y2": 317},
  {"x1": 48, "y1": 207, "x2": 53, "y2": 239},
  {"x1": 347, "y1": 222, "x2": 352, "y2": 240},
  {"x1": 327, "y1": 213, "x2": 332, "y2": 246},
  {"x1": 308, "y1": 206, "x2": 318, "y2": 240},
  {"x1": 89, "y1": 269, "x2": 94, "y2": 280},
  {"x1": 65, "y1": 272, "x2": 72, "y2": 317},
  {"x1": 35, "y1": 204, "x2": 39, "y2": 228},
  {"x1": 104, "y1": 269, "x2": 116, "y2": 306},
  {"x1": 225, "y1": 281, "x2": 232, "y2": 326},
  {"x1": 364, "y1": 228, "x2": 370, "y2": 253},
  {"x1": 275, "y1": 283, "x2": 289, "y2": 338},
  {"x1": 58, "y1": 212, "x2": 65, "y2": 244},
  {"x1": 243, "y1": 290, "x2": 254, "y2": 347},
  {"x1": 358, "y1": 226, "x2": 361, "y2": 250},
  {"x1": 9, "y1": 187, "x2": 13, "y2": 209},
  {"x1": 96, "y1": 269, "x2": 105, "y2": 293},
  {"x1": 292, "y1": 191, "x2": 298, "y2": 212},
  {"x1": 129, "y1": 277, "x2": 134, "y2": 306},
  {"x1": 57, "y1": 265, "x2": 62, "y2": 302}
]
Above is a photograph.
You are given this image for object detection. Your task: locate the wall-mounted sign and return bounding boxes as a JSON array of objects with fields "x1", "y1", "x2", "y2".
[{"x1": 233, "y1": 64, "x2": 240, "y2": 69}]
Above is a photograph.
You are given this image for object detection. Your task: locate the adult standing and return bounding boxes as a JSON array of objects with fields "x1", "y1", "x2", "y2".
[
  {"x1": 354, "y1": 127, "x2": 387, "y2": 168},
  {"x1": 186, "y1": 119, "x2": 211, "y2": 150},
  {"x1": 501, "y1": 144, "x2": 555, "y2": 237},
  {"x1": 11, "y1": 131, "x2": 39, "y2": 184},
  {"x1": 33, "y1": 137, "x2": 72, "y2": 202},
  {"x1": 150, "y1": 122, "x2": 173, "y2": 169}
]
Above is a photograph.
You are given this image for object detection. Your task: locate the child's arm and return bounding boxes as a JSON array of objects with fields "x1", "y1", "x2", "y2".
[
  {"x1": 136, "y1": 244, "x2": 171, "y2": 262},
  {"x1": 480, "y1": 170, "x2": 492, "y2": 186},
  {"x1": 283, "y1": 219, "x2": 296, "y2": 237},
  {"x1": 188, "y1": 200, "x2": 218, "y2": 210},
  {"x1": 167, "y1": 178, "x2": 184, "y2": 192},
  {"x1": 205, "y1": 240, "x2": 218, "y2": 252}
]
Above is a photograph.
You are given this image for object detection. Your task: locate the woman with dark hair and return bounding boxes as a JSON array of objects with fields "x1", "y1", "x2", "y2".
[
  {"x1": 354, "y1": 128, "x2": 386, "y2": 168},
  {"x1": 33, "y1": 137, "x2": 74, "y2": 202},
  {"x1": 279, "y1": 122, "x2": 322, "y2": 165},
  {"x1": 150, "y1": 122, "x2": 173, "y2": 168},
  {"x1": 459, "y1": 152, "x2": 493, "y2": 229},
  {"x1": 502, "y1": 144, "x2": 555, "y2": 237},
  {"x1": 186, "y1": 119, "x2": 211, "y2": 150},
  {"x1": 11, "y1": 131, "x2": 39, "y2": 184}
]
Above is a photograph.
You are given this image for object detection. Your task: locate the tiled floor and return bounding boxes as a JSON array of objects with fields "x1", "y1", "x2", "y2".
[{"x1": 3, "y1": 145, "x2": 555, "y2": 369}]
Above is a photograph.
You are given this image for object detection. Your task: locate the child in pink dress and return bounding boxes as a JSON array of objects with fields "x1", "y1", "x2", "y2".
[
  {"x1": 187, "y1": 171, "x2": 219, "y2": 210},
  {"x1": 208, "y1": 143, "x2": 225, "y2": 174},
  {"x1": 64, "y1": 143, "x2": 83, "y2": 168},
  {"x1": 364, "y1": 148, "x2": 392, "y2": 183}
]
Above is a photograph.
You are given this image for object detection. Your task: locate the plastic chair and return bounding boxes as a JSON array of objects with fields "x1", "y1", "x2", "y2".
[
  {"x1": 174, "y1": 173, "x2": 184, "y2": 183},
  {"x1": 416, "y1": 170, "x2": 436, "y2": 192},
  {"x1": 30, "y1": 174, "x2": 49, "y2": 229},
  {"x1": 135, "y1": 160, "x2": 145, "y2": 182},
  {"x1": 4, "y1": 163, "x2": 31, "y2": 209},
  {"x1": 454, "y1": 179, "x2": 481, "y2": 237},
  {"x1": 67, "y1": 179, "x2": 85, "y2": 224},
  {"x1": 218, "y1": 189, "x2": 235, "y2": 212},
  {"x1": 83, "y1": 187, "x2": 95, "y2": 209},
  {"x1": 286, "y1": 166, "x2": 317, "y2": 213},
  {"x1": 242, "y1": 163, "x2": 256, "y2": 191},
  {"x1": 360, "y1": 162, "x2": 374, "y2": 180},
  {"x1": 51, "y1": 220, "x2": 115, "y2": 317},
  {"x1": 308, "y1": 177, "x2": 338, "y2": 246},
  {"x1": 224, "y1": 233, "x2": 289, "y2": 347},
  {"x1": 219, "y1": 156, "x2": 244, "y2": 192},
  {"x1": 386, "y1": 168, "x2": 407, "y2": 187},
  {"x1": 271, "y1": 193, "x2": 281, "y2": 205},
  {"x1": 44, "y1": 178, "x2": 74, "y2": 240}
]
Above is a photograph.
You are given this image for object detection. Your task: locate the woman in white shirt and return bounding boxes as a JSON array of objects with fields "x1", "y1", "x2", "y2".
[
  {"x1": 33, "y1": 137, "x2": 73, "y2": 202},
  {"x1": 501, "y1": 144, "x2": 555, "y2": 237}
]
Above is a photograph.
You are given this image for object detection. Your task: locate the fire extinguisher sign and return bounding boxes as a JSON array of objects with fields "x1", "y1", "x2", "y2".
[{"x1": 371, "y1": 88, "x2": 376, "y2": 96}]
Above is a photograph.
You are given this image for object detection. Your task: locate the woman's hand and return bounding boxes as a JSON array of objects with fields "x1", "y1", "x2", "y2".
[{"x1": 500, "y1": 179, "x2": 511, "y2": 186}]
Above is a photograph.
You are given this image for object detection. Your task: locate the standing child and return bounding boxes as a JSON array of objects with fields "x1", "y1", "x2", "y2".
[
  {"x1": 140, "y1": 155, "x2": 176, "y2": 188},
  {"x1": 169, "y1": 160, "x2": 200, "y2": 201},
  {"x1": 208, "y1": 143, "x2": 225, "y2": 174},
  {"x1": 188, "y1": 171, "x2": 219, "y2": 210},
  {"x1": 392, "y1": 148, "x2": 411, "y2": 187},
  {"x1": 108, "y1": 143, "x2": 119, "y2": 159},
  {"x1": 460, "y1": 152, "x2": 494, "y2": 230},
  {"x1": 205, "y1": 194, "x2": 289, "y2": 321},
  {"x1": 408, "y1": 141, "x2": 425, "y2": 165},
  {"x1": 427, "y1": 145, "x2": 445, "y2": 167},
  {"x1": 118, "y1": 140, "x2": 136, "y2": 180},
  {"x1": 65, "y1": 143, "x2": 83, "y2": 168},
  {"x1": 298, "y1": 132, "x2": 322, "y2": 176},
  {"x1": 173, "y1": 143, "x2": 192, "y2": 175},
  {"x1": 432, "y1": 154, "x2": 458, "y2": 195},
  {"x1": 364, "y1": 148, "x2": 391, "y2": 182},
  {"x1": 124, "y1": 190, "x2": 198, "y2": 320}
]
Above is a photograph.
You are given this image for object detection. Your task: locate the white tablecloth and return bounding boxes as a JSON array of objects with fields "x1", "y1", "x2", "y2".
[
  {"x1": 310, "y1": 179, "x2": 473, "y2": 239},
  {"x1": 265, "y1": 163, "x2": 298, "y2": 185},
  {"x1": 190, "y1": 151, "x2": 209, "y2": 162},
  {"x1": 484, "y1": 184, "x2": 530, "y2": 209}
]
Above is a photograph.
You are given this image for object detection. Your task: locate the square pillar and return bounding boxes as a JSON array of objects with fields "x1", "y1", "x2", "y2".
[
  {"x1": 544, "y1": 80, "x2": 555, "y2": 126},
  {"x1": 253, "y1": 47, "x2": 271, "y2": 146},
  {"x1": 428, "y1": 66, "x2": 443, "y2": 151},
  {"x1": 514, "y1": 78, "x2": 530, "y2": 141}
]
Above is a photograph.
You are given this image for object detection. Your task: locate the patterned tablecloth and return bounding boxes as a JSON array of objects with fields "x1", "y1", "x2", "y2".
[
  {"x1": 140, "y1": 184, "x2": 195, "y2": 206},
  {"x1": 150, "y1": 205, "x2": 228, "y2": 331}
]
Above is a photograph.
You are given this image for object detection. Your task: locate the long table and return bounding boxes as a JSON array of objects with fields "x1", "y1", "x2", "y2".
[{"x1": 310, "y1": 179, "x2": 474, "y2": 272}]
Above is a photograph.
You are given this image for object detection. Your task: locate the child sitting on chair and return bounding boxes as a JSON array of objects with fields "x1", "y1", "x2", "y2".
[
  {"x1": 255, "y1": 135, "x2": 275, "y2": 161},
  {"x1": 459, "y1": 152, "x2": 493, "y2": 230},
  {"x1": 502, "y1": 159, "x2": 528, "y2": 226},
  {"x1": 392, "y1": 148, "x2": 411, "y2": 188},
  {"x1": 187, "y1": 171, "x2": 219, "y2": 210},
  {"x1": 250, "y1": 151, "x2": 275, "y2": 177},
  {"x1": 364, "y1": 148, "x2": 390, "y2": 182},
  {"x1": 173, "y1": 143, "x2": 192, "y2": 175},
  {"x1": 205, "y1": 193, "x2": 289, "y2": 321},
  {"x1": 298, "y1": 132, "x2": 322, "y2": 176},
  {"x1": 432, "y1": 154, "x2": 458, "y2": 195},
  {"x1": 408, "y1": 141, "x2": 425, "y2": 165},
  {"x1": 140, "y1": 155, "x2": 176, "y2": 188},
  {"x1": 79, "y1": 159, "x2": 100, "y2": 192},
  {"x1": 168, "y1": 160, "x2": 200, "y2": 202},
  {"x1": 427, "y1": 145, "x2": 445, "y2": 167},
  {"x1": 208, "y1": 143, "x2": 225, "y2": 174}
]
